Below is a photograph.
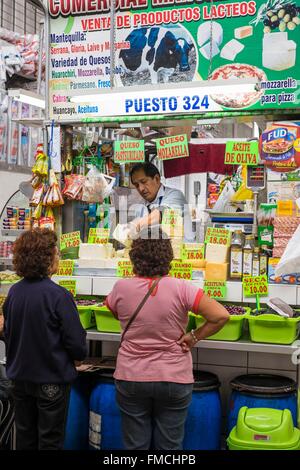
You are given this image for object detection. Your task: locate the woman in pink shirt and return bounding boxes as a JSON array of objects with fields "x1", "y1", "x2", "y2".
[{"x1": 106, "y1": 228, "x2": 229, "y2": 450}]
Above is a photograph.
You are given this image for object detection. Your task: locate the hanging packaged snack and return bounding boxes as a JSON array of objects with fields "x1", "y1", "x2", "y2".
[
  {"x1": 30, "y1": 184, "x2": 44, "y2": 206},
  {"x1": 62, "y1": 174, "x2": 86, "y2": 200},
  {"x1": 82, "y1": 166, "x2": 115, "y2": 204},
  {"x1": 42, "y1": 170, "x2": 64, "y2": 207}
]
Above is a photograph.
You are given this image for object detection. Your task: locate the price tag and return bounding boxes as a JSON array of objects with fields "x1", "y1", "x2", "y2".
[
  {"x1": 59, "y1": 279, "x2": 77, "y2": 297},
  {"x1": 181, "y1": 243, "x2": 204, "y2": 261},
  {"x1": 204, "y1": 281, "x2": 227, "y2": 299},
  {"x1": 60, "y1": 231, "x2": 81, "y2": 251},
  {"x1": 205, "y1": 228, "x2": 231, "y2": 246},
  {"x1": 117, "y1": 260, "x2": 134, "y2": 278},
  {"x1": 243, "y1": 275, "x2": 269, "y2": 297},
  {"x1": 88, "y1": 228, "x2": 110, "y2": 244},
  {"x1": 57, "y1": 260, "x2": 74, "y2": 277},
  {"x1": 162, "y1": 208, "x2": 183, "y2": 238},
  {"x1": 170, "y1": 261, "x2": 192, "y2": 280}
]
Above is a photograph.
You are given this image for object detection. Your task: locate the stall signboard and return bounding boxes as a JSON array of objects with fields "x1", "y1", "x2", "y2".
[
  {"x1": 181, "y1": 243, "x2": 205, "y2": 262},
  {"x1": 58, "y1": 279, "x2": 77, "y2": 297},
  {"x1": 88, "y1": 228, "x2": 110, "y2": 244},
  {"x1": 243, "y1": 274, "x2": 268, "y2": 297},
  {"x1": 57, "y1": 260, "x2": 75, "y2": 276},
  {"x1": 48, "y1": 0, "x2": 300, "y2": 121},
  {"x1": 60, "y1": 231, "x2": 81, "y2": 250},
  {"x1": 170, "y1": 261, "x2": 192, "y2": 280},
  {"x1": 117, "y1": 260, "x2": 134, "y2": 277},
  {"x1": 225, "y1": 141, "x2": 260, "y2": 166},
  {"x1": 114, "y1": 140, "x2": 145, "y2": 163},
  {"x1": 205, "y1": 227, "x2": 231, "y2": 246},
  {"x1": 204, "y1": 281, "x2": 227, "y2": 300},
  {"x1": 155, "y1": 135, "x2": 189, "y2": 161}
]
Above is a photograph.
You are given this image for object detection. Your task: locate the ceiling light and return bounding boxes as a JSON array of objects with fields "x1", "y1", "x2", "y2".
[{"x1": 8, "y1": 89, "x2": 45, "y2": 109}]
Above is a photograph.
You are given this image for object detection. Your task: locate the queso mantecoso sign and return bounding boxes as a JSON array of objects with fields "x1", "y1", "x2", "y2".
[{"x1": 48, "y1": 0, "x2": 300, "y2": 121}]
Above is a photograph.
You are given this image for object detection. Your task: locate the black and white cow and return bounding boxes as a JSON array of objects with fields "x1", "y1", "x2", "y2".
[{"x1": 119, "y1": 27, "x2": 194, "y2": 84}]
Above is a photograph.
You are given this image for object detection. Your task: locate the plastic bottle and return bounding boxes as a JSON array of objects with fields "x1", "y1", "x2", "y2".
[
  {"x1": 252, "y1": 247, "x2": 260, "y2": 277},
  {"x1": 243, "y1": 235, "x2": 254, "y2": 277},
  {"x1": 230, "y1": 230, "x2": 243, "y2": 280}
]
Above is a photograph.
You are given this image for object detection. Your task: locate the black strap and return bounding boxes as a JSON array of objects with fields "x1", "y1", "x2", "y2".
[{"x1": 120, "y1": 278, "x2": 161, "y2": 344}]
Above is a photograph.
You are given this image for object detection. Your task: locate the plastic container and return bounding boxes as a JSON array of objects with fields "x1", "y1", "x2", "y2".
[
  {"x1": 89, "y1": 371, "x2": 124, "y2": 450},
  {"x1": 228, "y1": 407, "x2": 300, "y2": 450},
  {"x1": 64, "y1": 376, "x2": 93, "y2": 450},
  {"x1": 93, "y1": 306, "x2": 121, "y2": 333},
  {"x1": 190, "y1": 307, "x2": 250, "y2": 341},
  {"x1": 247, "y1": 310, "x2": 300, "y2": 344},
  {"x1": 77, "y1": 306, "x2": 96, "y2": 330},
  {"x1": 228, "y1": 374, "x2": 298, "y2": 433},
  {"x1": 183, "y1": 371, "x2": 222, "y2": 450}
]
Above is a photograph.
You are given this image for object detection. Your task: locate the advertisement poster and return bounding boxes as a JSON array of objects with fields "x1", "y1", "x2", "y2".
[{"x1": 48, "y1": 0, "x2": 300, "y2": 121}]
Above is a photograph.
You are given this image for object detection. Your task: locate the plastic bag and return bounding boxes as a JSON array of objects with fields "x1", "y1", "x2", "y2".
[
  {"x1": 82, "y1": 166, "x2": 115, "y2": 203},
  {"x1": 63, "y1": 174, "x2": 85, "y2": 200},
  {"x1": 211, "y1": 181, "x2": 236, "y2": 213},
  {"x1": 275, "y1": 225, "x2": 300, "y2": 276}
]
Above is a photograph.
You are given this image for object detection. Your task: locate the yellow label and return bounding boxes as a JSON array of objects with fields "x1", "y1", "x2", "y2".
[
  {"x1": 294, "y1": 138, "x2": 300, "y2": 153},
  {"x1": 277, "y1": 200, "x2": 293, "y2": 217}
]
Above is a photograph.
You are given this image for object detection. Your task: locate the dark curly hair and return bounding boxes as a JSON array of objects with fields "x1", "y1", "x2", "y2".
[
  {"x1": 129, "y1": 228, "x2": 173, "y2": 277},
  {"x1": 13, "y1": 228, "x2": 58, "y2": 279}
]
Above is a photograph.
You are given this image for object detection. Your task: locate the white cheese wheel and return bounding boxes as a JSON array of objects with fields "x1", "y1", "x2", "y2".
[{"x1": 197, "y1": 21, "x2": 223, "y2": 47}]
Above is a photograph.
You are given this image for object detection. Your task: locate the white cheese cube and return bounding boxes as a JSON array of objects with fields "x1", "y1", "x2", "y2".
[
  {"x1": 263, "y1": 32, "x2": 288, "y2": 44},
  {"x1": 197, "y1": 21, "x2": 223, "y2": 47},
  {"x1": 263, "y1": 40, "x2": 296, "y2": 71},
  {"x1": 200, "y1": 40, "x2": 220, "y2": 60},
  {"x1": 205, "y1": 243, "x2": 230, "y2": 263},
  {"x1": 220, "y1": 39, "x2": 244, "y2": 61}
]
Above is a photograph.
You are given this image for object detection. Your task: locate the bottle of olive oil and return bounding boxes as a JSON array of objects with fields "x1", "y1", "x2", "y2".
[
  {"x1": 243, "y1": 235, "x2": 254, "y2": 277},
  {"x1": 230, "y1": 230, "x2": 243, "y2": 280}
]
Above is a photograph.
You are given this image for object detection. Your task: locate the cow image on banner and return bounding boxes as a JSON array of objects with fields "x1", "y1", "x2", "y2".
[{"x1": 117, "y1": 25, "x2": 196, "y2": 85}]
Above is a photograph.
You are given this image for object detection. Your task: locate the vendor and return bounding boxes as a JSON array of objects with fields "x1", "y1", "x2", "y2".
[{"x1": 130, "y1": 162, "x2": 195, "y2": 241}]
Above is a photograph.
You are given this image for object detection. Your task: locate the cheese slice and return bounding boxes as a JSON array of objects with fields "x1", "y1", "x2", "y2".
[
  {"x1": 197, "y1": 21, "x2": 223, "y2": 47},
  {"x1": 205, "y1": 243, "x2": 230, "y2": 263},
  {"x1": 200, "y1": 40, "x2": 220, "y2": 60},
  {"x1": 205, "y1": 262, "x2": 228, "y2": 281},
  {"x1": 234, "y1": 25, "x2": 253, "y2": 39},
  {"x1": 220, "y1": 39, "x2": 244, "y2": 61}
]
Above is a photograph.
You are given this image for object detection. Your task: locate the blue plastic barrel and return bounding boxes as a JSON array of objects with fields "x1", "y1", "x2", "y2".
[
  {"x1": 228, "y1": 374, "x2": 298, "y2": 433},
  {"x1": 89, "y1": 372, "x2": 124, "y2": 450},
  {"x1": 64, "y1": 375, "x2": 92, "y2": 450},
  {"x1": 183, "y1": 371, "x2": 222, "y2": 450}
]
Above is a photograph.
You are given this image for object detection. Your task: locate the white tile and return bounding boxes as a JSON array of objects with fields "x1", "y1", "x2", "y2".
[
  {"x1": 248, "y1": 352, "x2": 297, "y2": 371},
  {"x1": 93, "y1": 277, "x2": 117, "y2": 295},
  {"x1": 196, "y1": 348, "x2": 247, "y2": 367}
]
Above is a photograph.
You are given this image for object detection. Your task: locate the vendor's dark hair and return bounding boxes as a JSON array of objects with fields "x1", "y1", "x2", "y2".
[
  {"x1": 130, "y1": 162, "x2": 160, "y2": 182},
  {"x1": 129, "y1": 228, "x2": 173, "y2": 277},
  {"x1": 13, "y1": 228, "x2": 58, "y2": 279}
]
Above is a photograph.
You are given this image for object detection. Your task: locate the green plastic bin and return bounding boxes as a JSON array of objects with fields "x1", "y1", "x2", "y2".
[
  {"x1": 227, "y1": 406, "x2": 300, "y2": 450},
  {"x1": 247, "y1": 311, "x2": 300, "y2": 345},
  {"x1": 190, "y1": 307, "x2": 250, "y2": 341},
  {"x1": 77, "y1": 306, "x2": 96, "y2": 330},
  {"x1": 93, "y1": 306, "x2": 121, "y2": 333}
]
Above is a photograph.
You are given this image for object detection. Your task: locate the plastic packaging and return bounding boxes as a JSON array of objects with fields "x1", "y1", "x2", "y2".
[
  {"x1": 275, "y1": 224, "x2": 300, "y2": 276},
  {"x1": 82, "y1": 166, "x2": 115, "y2": 203}
]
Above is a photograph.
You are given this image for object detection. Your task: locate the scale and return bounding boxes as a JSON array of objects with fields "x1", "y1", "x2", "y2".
[{"x1": 246, "y1": 164, "x2": 266, "y2": 236}]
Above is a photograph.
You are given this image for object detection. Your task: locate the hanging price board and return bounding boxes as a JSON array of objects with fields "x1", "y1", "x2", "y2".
[
  {"x1": 204, "y1": 281, "x2": 227, "y2": 300},
  {"x1": 114, "y1": 140, "x2": 145, "y2": 163},
  {"x1": 170, "y1": 261, "x2": 192, "y2": 280},
  {"x1": 88, "y1": 228, "x2": 110, "y2": 244},
  {"x1": 243, "y1": 275, "x2": 269, "y2": 297},
  {"x1": 60, "y1": 231, "x2": 81, "y2": 251},
  {"x1": 155, "y1": 134, "x2": 189, "y2": 161},
  {"x1": 59, "y1": 279, "x2": 77, "y2": 297},
  {"x1": 117, "y1": 260, "x2": 134, "y2": 278},
  {"x1": 57, "y1": 260, "x2": 74, "y2": 277},
  {"x1": 205, "y1": 228, "x2": 231, "y2": 246},
  {"x1": 181, "y1": 243, "x2": 205, "y2": 261},
  {"x1": 225, "y1": 141, "x2": 259, "y2": 166}
]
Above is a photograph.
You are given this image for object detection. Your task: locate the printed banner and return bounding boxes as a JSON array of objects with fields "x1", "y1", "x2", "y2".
[
  {"x1": 48, "y1": 0, "x2": 300, "y2": 121},
  {"x1": 225, "y1": 140, "x2": 260, "y2": 166},
  {"x1": 114, "y1": 140, "x2": 145, "y2": 163},
  {"x1": 156, "y1": 134, "x2": 189, "y2": 161}
]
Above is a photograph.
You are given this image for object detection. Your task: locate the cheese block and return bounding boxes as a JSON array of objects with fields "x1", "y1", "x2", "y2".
[
  {"x1": 234, "y1": 25, "x2": 253, "y2": 39},
  {"x1": 220, "y1": 39, "x2": 244, "y2": 61},
  {"x1": 79, "y1": 243, "x2": 107, "y2": 260},
  {"x1": 263, "y1": 39, "x2": 296, "y2": 71},
  {"x1": 205, "y1": 243, "x2": 230, "y2": 263},
  {"x1": 200, "y1": 40, "x2": 220, "y2": 60},
  {"x1": 205, "y1": 262, "x2": 228, "y2": 281},
  {"x1": 263, "y1": 32, "x2": 287, "y2": 44},
  {"x1": 189, "y1": 259, "x2": 206, "y2": 269},
  {"x1": 77, "y1": 259, "x2": 107, "y2": 269},
  {"x1": 197, "y1": 21, "x2": 223, "y2": 47}
]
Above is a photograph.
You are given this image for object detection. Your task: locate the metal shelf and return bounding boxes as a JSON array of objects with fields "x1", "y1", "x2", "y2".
[
  {"x1": 0, "y1": 258, "x2": 13, "y2": 265},
  {"x1": 86, "y1": 330, "x2": 298, "y2": 355},
  {"x1": 1, "y1": 229, "x2": 26, "y2": 237}
]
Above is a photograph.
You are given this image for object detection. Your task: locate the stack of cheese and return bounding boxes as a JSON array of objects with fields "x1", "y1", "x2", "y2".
[
  {"x1": 204, "y1": 243, "x2": 230, "y2": 281},
  {"x1": 77, "y1": 243, "x2": 129, "y2": 269}
]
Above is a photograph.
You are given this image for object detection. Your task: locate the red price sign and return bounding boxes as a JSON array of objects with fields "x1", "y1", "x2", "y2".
[
  {"x1": 117, "y1": 261, "x2": 134, "y2": 278},
  {"x1": 57, "y1": 260, "x2": 74, "y2": 277},
  {"x1": 205, "y1": 228, "x2": 231, "y2": 246},
  {"x1": 204, "y1": 281, "x2": 227, "y2": 299},
  {"x1": 243, "y1": 275, "x2": 268, "y2": 297},
  {"x1": 60, "y1": 231, "x2": 81, "y2": 251},
  {"x1": 170, "y1": 261, "x2": 192, "y2": 280}
]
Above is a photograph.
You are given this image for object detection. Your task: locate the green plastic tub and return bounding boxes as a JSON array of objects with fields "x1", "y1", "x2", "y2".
[
  {"x1": 247, "y1": 311, "x2": 300, "y2": 345},
  {"x1": 190, "y1": 307, "x2": 250, "y2": 341},
  {"x1": 93, "y1": 306, "x2": 121, "y2": 333},
  {"x1": 227, "y1": 406, "x2": 300, "y2": 450},
  {"x1": 77, "y1": 306, "x2": 96, "y2": 330}
]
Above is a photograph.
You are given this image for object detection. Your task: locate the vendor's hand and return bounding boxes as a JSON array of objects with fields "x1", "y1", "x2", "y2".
[
  {"x1": 177, "y1": 332, "x2": 198, "y2": 353},
  {"x1": 128, "y1": 221, "x2": 140, "y2": 240}
]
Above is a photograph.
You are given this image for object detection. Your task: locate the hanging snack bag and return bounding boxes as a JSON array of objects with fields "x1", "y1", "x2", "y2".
[{"x1": 82, "y1": 166, "x2": 115, "y2": 203}]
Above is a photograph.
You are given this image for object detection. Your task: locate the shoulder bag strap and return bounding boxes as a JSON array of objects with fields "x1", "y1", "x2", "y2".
[{"x1": 120, "y1": 277, "x2": 161, "y2": 344}]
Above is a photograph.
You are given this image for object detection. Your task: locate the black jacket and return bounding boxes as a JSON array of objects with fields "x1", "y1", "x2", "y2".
[{"x1": 3, "y1": 278, "x2": 87, "y2": 384}]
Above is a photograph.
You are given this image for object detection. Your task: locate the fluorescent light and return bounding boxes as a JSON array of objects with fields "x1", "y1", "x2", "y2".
[
  {"x1": 197, "y1": 118, "x2": 221, "y2": 125},
  {"x1": 8, "y1": 89, "x2": 45, "y2": 109},
  {"x1": 70, "y1": 79, "x2": 259, "y2": 104}
]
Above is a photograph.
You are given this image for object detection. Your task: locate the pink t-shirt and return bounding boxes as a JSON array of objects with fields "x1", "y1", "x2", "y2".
[{"x1": 106, "y1": 276, "x2": 203, "y2": 384}]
